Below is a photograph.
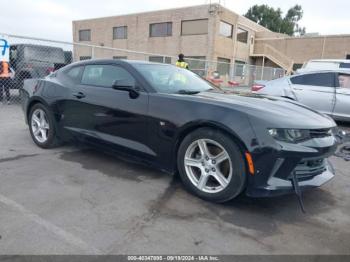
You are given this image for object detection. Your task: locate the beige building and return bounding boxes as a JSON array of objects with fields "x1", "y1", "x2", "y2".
[
  {"x1": 73, "y1": 4, "x2": 271, "y2": 76},
  {"x1": 73, "y1": 4, "x2": 350, "y2": 75},
  {"x1": 254, "y1": 34, "x2": 350, "y2": 70}
]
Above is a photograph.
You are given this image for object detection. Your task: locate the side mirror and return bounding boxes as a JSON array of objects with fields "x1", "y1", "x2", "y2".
[{"x1": 112, "y1": 79, "x2": 140, "y2": 99}]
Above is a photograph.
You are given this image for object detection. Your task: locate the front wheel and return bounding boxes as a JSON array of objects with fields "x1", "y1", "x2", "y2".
[
  {"x1": 177, "y1": 128, "x2": 247, "y2": 203},
  {"x1": 29, "y1": 103, "x2": 60, "y2": 149}
]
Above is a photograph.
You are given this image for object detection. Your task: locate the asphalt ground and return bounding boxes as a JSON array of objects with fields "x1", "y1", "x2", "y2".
[{"x1": 0, "y1": 101, "x2": 349, "y2": 255}]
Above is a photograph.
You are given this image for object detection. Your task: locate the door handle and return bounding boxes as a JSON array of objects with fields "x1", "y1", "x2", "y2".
[{"x1": 72, "y1": 92, "x2": 86, "y2": 99}]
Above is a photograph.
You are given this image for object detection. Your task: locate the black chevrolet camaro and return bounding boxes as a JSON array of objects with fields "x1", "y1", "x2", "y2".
[{"x1": 21, "y1": 59, "x2": 338, "y2": 204}]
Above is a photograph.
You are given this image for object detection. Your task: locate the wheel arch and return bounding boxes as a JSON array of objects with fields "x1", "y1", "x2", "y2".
[
  {"x1": 26, "y1": 98, "x2": 62, "y2": 148},
  {"x1": 173, "y1": 121, "x2": 249, "y2": 172},
  {"x1": 26, "y1": 97, "x2": 51, "y2": 123}
]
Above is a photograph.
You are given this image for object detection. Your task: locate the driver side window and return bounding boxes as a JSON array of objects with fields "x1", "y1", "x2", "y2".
[
  {"x1": 81, "y1": 65, "x2": 135, "y2": 88},
  {"x1": 290, "y1": 73, "x2": 335, "y2": 87},
  {"x1": 337, "y1": 73, "x2": 350, "y2": 89}
]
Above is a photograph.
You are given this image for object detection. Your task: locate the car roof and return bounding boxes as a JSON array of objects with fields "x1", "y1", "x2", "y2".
[
  {"x1": 307, "y1": 59, "x2": 350, "y2": 63},
  {"x1": 71, "y1": 59, "x2": 171, "y2": 66},
  {"x1": 293, "y1": 69, "x2": 350, "y2": 76}
]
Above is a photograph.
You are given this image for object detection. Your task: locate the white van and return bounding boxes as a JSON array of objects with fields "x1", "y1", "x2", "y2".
[{"x1": 297, "y1": 59, "x2": 350, "y2": 73}]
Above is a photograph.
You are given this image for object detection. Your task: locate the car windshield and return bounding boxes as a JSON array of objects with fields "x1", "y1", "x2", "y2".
[{"x1": 133, "y1": 63, "x2": 214, "y2": 94}]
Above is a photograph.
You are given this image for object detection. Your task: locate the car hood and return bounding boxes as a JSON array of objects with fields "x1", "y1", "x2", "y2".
[{"x1": 193, "y1": 91, "x2": 336, "y2": 129}]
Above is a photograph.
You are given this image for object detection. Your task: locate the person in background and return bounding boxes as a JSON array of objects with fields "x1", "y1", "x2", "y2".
[
  {"x1": 338, "y1": 74, "x2": 350, "y2": 89},
  {"x1": 176, "y1": 54, "x2": 189, "y2": 70},
  {"x1": 0, "y1": 60, "x2": 11, "y2": 105}
]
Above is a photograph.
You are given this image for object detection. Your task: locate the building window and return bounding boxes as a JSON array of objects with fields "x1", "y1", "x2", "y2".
[
  {"x1": 234, "y1": 60, "x2": 246, "y2": 77},
  {"x1": 186, "y1": 56, "x2": 207, "y2": 77},
  {"x1": 237, "y1": 28, "x2": 248, "y2": 43},
  {"x1": 113, "y1": 56, "x2": 127, "y2": 60},
  {"x1": 149, "y1": 56, "x2": 172, "y2": 64},
  {"x1": 293, "y1": 63, "x2": 303, "y2": 71},
  {"x1": 219, "y1": 21, "x2": 233, "y2": 38},
  {"x1": 113, "y1": 26, "x2": 127, "y2": 39},
  {"x1": 181, "y1": 19, "x2": 209, "y2": 36},
  {"x1": 80, "y1": 56, "x2": 91, "y2": 61},
  {"x1": 217, "y1": 57, "x2": 231, "y2": 77},
  {"x1": 150, "y1": 22, "x2": 172, "y2": 37},
  {"x1": 79, "y1": 30, "x2": 91, "y2": 41}
]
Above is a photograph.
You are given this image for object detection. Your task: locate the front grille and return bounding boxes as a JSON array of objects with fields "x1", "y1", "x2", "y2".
[
  {"x1": 291, "y1": 158, "x2": 327, "y2": 181},
  {"x1": 310, "y1": 128, "x2": 332, "y2": 139}
]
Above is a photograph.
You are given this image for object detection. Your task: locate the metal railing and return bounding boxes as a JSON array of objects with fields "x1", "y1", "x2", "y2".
[
  {"x1": 0, "y1": 32, "x2": 285, "y2": 106},
  {"x1": 252, "y1": 42, "x2": 294, "y2": 73}
]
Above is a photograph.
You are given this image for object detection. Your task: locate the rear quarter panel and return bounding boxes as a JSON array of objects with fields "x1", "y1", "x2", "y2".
[
  {"x1": 22, "y1": 78, "x2": 63, "y2": 124},
  {"x1": 256, "y1": 77, "x2": 295, "y2": 99}
]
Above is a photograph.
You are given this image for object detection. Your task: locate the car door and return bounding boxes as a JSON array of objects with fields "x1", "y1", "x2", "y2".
[
  {"x1": 333, "y1": 73, "x2": 350, "y2": 121},
  {"x1": 289, "y1": 72, "x2": 336, "y2": 115},
  {"x1": 61, "y1": 63, "x2": 153, "y2": 158}
]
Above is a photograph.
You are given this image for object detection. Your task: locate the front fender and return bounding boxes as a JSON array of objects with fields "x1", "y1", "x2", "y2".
[{"x1": 175, "y1": 116, "x2": 259, "y2": 154}]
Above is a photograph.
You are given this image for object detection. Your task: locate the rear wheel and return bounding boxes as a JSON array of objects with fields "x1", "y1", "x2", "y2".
[
  {"x1": 177, "y1": 128, "x2": 246, "y2": 203},
  {"x1": 29, "y1": 103, "x2": 60, "y2": 148}
]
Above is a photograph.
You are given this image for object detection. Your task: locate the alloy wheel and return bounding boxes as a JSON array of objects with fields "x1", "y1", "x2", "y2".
[
  {"x1": 31, "y1": 108, "x2": 50, "y2": 143},
  {"x1": 184, "y1": 139, "x2": 233, "y2": 194}
]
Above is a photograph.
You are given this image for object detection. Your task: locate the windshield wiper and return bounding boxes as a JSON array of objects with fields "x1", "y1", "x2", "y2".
[{"x1": 177, "y1": 90, "x2": 201, "y2": 95}]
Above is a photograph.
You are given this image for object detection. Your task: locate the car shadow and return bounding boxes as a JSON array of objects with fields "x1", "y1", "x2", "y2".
[
  {"x1": 59, "y1": 145, "x2": 165, "y2": 182},
  {"x1": 59, "y1": 144, "x2": 338, "y2": 235}
]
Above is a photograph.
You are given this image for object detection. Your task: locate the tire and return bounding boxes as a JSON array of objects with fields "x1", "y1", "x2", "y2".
[
  {"x1": 177, "y1": 128, "x2": 246, "y2": 203},
  {"x1": 28, "y1": 103, "x2": 60, "y2": 149}
]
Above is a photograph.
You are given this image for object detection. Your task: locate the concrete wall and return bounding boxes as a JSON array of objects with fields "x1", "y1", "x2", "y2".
[{"x1": 255, "y1": 31, "x2": 287, "y2": 39}]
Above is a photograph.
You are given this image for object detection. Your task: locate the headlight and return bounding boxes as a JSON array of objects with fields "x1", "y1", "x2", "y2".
[{"x1": 268, "y1": 128, "x2": 310, "y2": 143}]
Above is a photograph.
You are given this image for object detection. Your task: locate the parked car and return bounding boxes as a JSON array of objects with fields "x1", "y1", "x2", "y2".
[
  {"x1": 252, "y1": 70, "x2": 350, "y2": 122},
  {"x1": 9, "y1": 44, "x2": 66, "y2": 89},
  {"x1": 297, "y1": 59, "x2": 350, "y2": 74},
  {"x1": 20, "y1": 60, "x2": 337, "y2": 203}
]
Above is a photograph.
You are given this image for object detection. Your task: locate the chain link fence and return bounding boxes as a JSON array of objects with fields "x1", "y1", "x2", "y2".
[{"x1": 0, "y1": 32, "x2": 285, "y2": 106}]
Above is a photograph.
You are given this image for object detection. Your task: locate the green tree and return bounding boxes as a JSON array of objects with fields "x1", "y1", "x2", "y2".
[{"x1": 244, "y1": 4, "x2": 306, "y2": 36}]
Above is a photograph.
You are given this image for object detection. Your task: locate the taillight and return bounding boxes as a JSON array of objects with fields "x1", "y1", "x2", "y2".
[
  {"x1": 251, "y1": 84, "x2": 265, "y2": 92},
  {"x1": 47, "y1": 67, "x2": 55, "y2": 74},
  {"x1": 228, "y1": 80, "x2": 239, "y2": 86}
]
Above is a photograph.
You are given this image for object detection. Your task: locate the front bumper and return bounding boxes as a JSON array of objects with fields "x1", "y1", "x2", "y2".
[
  {"x1": 246, "y1": 135, "x2": 338, "y2": 197},
  {"x1": 246, "y1": 159, "x2": 335, "y2": 197}
]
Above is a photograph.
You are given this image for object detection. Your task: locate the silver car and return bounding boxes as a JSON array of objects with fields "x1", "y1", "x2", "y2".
[{"x1": 252, "y1": 70, "x2": 350, "y2": 121}]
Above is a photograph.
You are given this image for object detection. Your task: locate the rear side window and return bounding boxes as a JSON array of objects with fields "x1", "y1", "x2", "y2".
[
  {"x1": 340, "y1": 63, "x2": 350, "y2": 69},
  {"x1": 66, "y1": 66, "x2": 84, "y2": 83},
  {"x1": 81, "y1": 65, "x2": 135, "y2": 87},
  {"x1": 290, "y1": 73, "x2": 335, "y2": 87},
  {"x1": 61, "y1": 66, "x2": 84, "y2": 84},
  {"x1": 337, "y1": 73, "x2": 350, "y2": 88}
]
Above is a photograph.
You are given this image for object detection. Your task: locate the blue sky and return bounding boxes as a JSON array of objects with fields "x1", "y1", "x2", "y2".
[{"x1": 1, "y1": 0, "x2": 350, "y2": 41}]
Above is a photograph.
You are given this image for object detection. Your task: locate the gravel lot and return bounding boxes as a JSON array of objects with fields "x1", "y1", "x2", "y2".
[{"x1": 0, "y1": 103, "x2": 349, "y2": 255}]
